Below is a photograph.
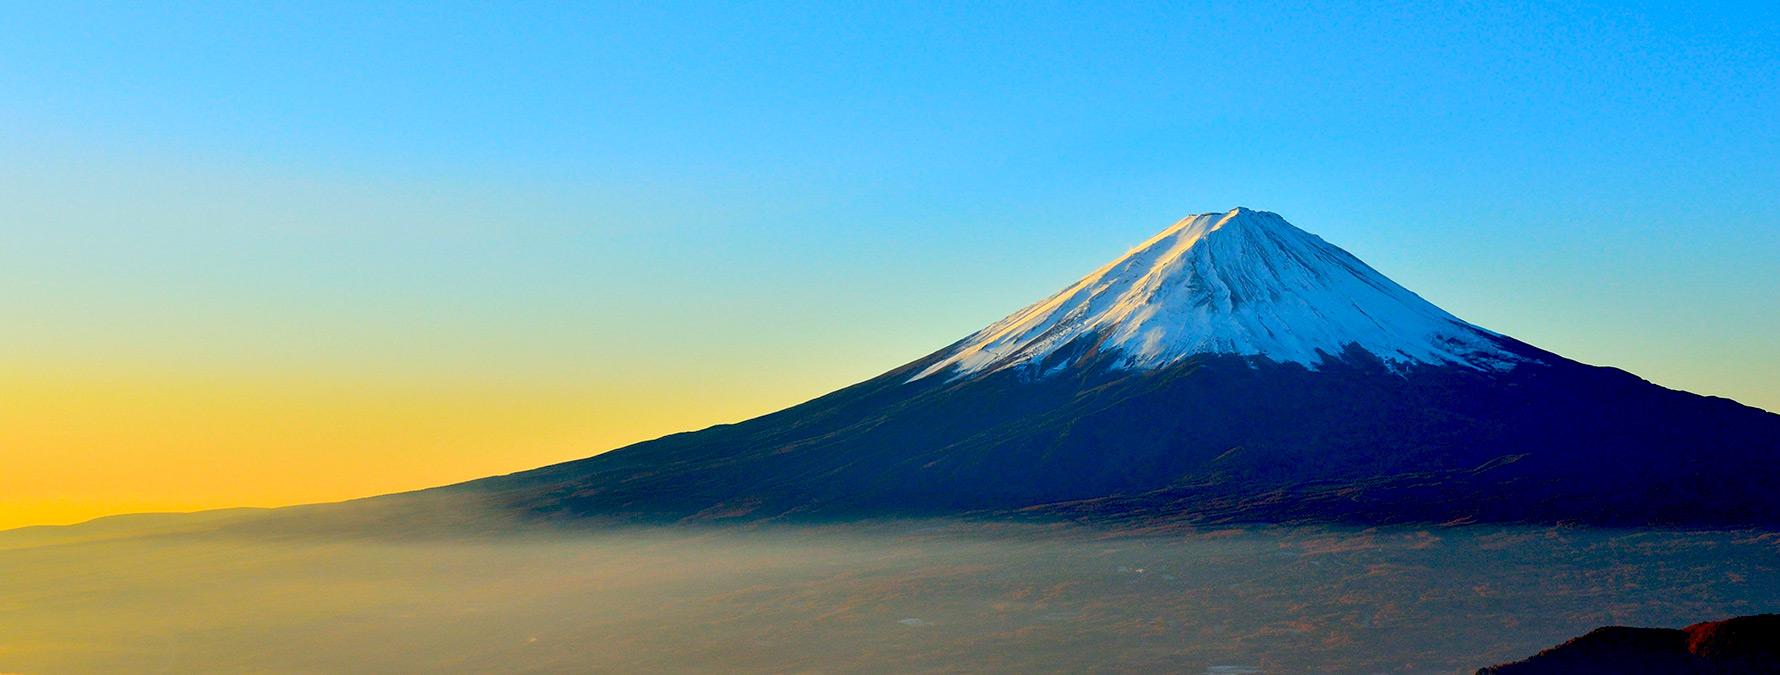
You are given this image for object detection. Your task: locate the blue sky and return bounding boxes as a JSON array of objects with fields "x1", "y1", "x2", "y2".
[{"x1": 1, "y1": 1, "x2": 1776, "y2": 524}]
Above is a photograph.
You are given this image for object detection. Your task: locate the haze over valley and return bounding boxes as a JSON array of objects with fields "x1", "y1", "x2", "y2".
[{"x1": 5, "y1": 3, "x2": 1776, "y2": 673}]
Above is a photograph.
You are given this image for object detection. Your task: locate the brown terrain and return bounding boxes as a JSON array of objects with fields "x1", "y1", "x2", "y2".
[{"x1": 1480, "y1": 614, "x2": 1780, "y2": 674}]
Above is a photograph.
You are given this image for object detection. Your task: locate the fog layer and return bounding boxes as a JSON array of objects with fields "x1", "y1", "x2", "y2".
[{"x1": 1, "y1": 515, "x2": 1776, "y2": 673}]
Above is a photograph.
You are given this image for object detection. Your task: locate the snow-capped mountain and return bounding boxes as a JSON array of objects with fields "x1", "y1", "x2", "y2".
[
  {"x1": 917, "y1": 208, "x2": 1523, "y2": 380},
  {"x1": 438, "y1": 209, "x2": 1780, "y2": 528}
]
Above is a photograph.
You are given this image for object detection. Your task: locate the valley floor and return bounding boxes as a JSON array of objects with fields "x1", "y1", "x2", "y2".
[{"x1": 1, "y1": 517, "x2": 1775, "y2": 674}]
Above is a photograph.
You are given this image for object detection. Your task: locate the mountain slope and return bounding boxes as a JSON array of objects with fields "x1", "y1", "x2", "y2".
[
  {"x1": 917, "y1": 208, "x2": 1523, "y2": 380},
  {"x1": 448, "y1": 209, "x2": 1780, "y2": 527},
  {"x1": 1478, "y1": 615, "x2": 1780, "y2": 674}
]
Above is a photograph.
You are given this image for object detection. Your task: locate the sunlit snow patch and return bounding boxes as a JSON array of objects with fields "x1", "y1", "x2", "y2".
[{"x1": 913, "y1": 208, "x2": 1526, "y2": 381}]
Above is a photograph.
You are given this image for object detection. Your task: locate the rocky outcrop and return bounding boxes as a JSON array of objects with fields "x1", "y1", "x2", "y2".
[{"x1": 1479, "y1": 614, "x2": 1780, "y2": 674}]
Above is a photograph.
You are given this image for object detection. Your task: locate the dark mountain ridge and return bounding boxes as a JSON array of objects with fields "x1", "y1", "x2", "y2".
[
  {"x1": 436, "y1": 209, "x2": 1780, "y2": 528},
  {"x1": 1479, "y1": 614, "x2": 1780, "y2": 674},
  {"x1": 448, "y1": 327, "x2": 1780, "y2": 528}
]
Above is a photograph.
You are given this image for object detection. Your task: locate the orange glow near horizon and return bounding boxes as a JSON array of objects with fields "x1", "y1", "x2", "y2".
[{"x1": 0, "y1": 364, "x2": 800, "y2": 531}]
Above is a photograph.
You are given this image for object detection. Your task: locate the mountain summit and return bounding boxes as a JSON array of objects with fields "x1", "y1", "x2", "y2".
[
  {"x1": 441, "y1": 209, "x2": 1780, "y2": 528},
  {"x1": 917, "y1": 208, "x2": 1523, "y2": 380}
]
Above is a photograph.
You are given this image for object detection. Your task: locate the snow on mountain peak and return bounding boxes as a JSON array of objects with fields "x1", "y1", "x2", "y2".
[{"x1": 912, "y1": 208, "x2": 1526, "y2": 381}]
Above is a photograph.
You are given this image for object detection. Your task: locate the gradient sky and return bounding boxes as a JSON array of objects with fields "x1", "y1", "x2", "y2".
[{"x1": 3, "y1": 1, "x2": 1777, "y2": 529}]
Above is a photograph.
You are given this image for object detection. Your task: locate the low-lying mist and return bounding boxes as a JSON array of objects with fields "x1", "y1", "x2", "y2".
[{"x1": 1, "y1": 506, "x2": 1776, "y2": 674}]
